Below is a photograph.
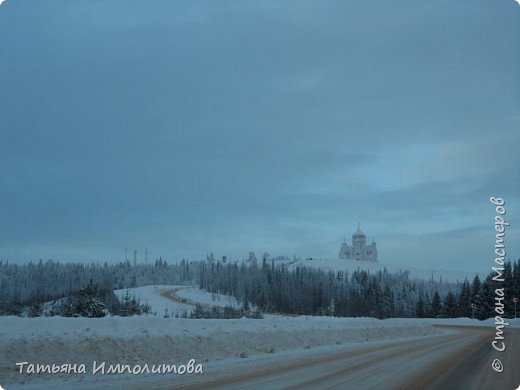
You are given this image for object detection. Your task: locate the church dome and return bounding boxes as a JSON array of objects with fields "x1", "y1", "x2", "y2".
[{"x1": 352, "y1": 225, "x2": 365, "y2": 238}]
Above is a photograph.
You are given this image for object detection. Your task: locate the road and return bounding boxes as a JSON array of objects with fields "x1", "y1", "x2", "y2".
[{"x1": 145, "y1": 325, "x2": 519, "y2": 390}]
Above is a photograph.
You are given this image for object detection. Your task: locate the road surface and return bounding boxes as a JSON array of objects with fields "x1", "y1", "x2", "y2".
[{"x1": 143, "y1": 325, "x2": 519, "y2": 390}]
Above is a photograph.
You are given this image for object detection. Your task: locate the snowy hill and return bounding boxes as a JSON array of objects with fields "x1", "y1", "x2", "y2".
[
  {"x1": 277, "y1": 258, "x2": 479, "y2": 283},
  {"x1": 114, "y1": 285, "x2": 242, "y2": 317}
]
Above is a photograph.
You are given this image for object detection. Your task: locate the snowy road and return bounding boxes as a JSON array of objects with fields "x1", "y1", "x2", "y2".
[{"x1": 146, "y1": 325, "x2": 519, "y2": 390}]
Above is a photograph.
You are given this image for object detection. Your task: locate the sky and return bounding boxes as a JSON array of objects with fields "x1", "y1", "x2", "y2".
[{"x1": 1, "y1": 0, "x2": 519, "y2": 273}]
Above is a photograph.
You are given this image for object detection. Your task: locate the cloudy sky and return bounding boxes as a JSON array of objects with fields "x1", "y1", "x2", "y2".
[{"x1": 1, "y1": 0, "x2": 519, "y2": 272}]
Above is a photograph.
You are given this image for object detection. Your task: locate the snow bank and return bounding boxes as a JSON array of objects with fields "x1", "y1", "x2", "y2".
[
  {"x1": 1, "y1": 283, "x2": 517, "y2": 389},
  {"x1": 0, "y1": 315, "x2": 451, "y2": 389}
]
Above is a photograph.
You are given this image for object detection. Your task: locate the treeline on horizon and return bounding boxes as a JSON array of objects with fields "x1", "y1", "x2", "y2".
[
  {"x1": 0, "y1": 258, "x2": 518, "y2": 319},
  {"x1": 200, "y1": 258, "x2": 520, "y2": 319}
]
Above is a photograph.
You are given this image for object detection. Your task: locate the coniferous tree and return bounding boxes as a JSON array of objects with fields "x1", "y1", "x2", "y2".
[
  {"x1": 478, "y1": 276, "x2": 494, "y2": 320},
  {"x1": 470, "y1": 275, "x2": 482, "y2": 319},
  {"x1": 503, "y1": 262, "x2": 514, "y2": 317},
  {"x1": 431, "y1": 291, "x2": 441, "y2": 318},
  {"x1": 458, "y1": 279, "x2": 472, "y2": 317},
  {"x1": 441, "y1": 291, "x2": 457, "y2": 318},
  {"x1": 415, "y1": 297, "x2": 426, "y2": 318}
]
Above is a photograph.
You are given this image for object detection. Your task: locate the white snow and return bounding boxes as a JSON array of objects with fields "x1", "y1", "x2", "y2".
[
  {"x1": 1, "y1": 284, "x2": 518, "y2": 389},
  {"x1": 114, "y1": 285, "x2": 242, "y2": 316},
  {"x1": 175, "y1": 287, "x2": 242, "y2": 309}
]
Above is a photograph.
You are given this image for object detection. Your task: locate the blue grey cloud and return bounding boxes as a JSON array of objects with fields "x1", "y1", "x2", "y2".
[{"x1": 1, "y1": 0, "x2": 519, "y2": 273}]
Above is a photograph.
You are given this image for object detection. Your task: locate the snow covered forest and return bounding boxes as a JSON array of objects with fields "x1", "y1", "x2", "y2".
[
  {"x1": 199, "y1": 258, "x2": 520, "y2": 319},
  {"x1": 0, "y1": 258, "x2": 196, "y2": 317},
  {"x1": 0, "y1": 257, "x2": 518, "y2": 320}
]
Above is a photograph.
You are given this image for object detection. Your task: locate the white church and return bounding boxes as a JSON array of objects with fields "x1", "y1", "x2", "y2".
[{"x1": 338, "y1": 224, "x2": 378, "y2": 262}]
